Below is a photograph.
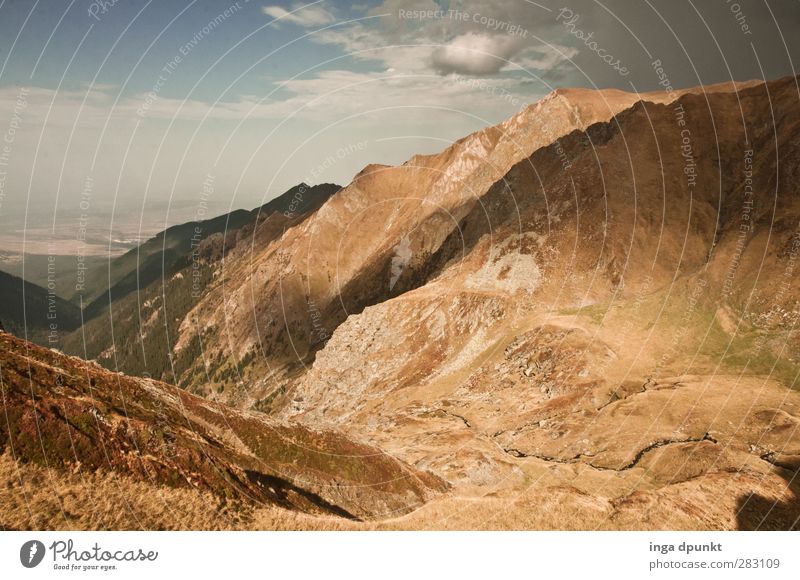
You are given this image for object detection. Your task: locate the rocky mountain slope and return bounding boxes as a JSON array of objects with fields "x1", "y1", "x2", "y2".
[
  {"x1": 172, "y1": 83, "x2": 755, "y2": 406},
  {"x1": 272, "y1": 75, "x2": 800, "y2": 529}
]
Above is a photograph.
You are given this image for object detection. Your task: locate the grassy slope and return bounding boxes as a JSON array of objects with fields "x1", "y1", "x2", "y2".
[{"x1": 0, "y1": 331, "x2": 443, "y2": 524}]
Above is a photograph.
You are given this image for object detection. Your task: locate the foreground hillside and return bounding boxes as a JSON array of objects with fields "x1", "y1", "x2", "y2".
[{"x1": 0, "y1": 331, "x2": 443, "y2": 529}]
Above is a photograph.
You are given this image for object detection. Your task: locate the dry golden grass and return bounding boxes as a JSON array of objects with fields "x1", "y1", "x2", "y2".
[
  {"x1": 0, "y1": 451, "x2": 623, "y2": 530},
  {"x1": 1, "y1": 452, "x2": 251, "y2": 530},
  {"x1": 5, "y1": 452, "x2": 796, "y2": 530},
  {"x1": 1, "y1": 452, "x2": 368, "y2": 530}
]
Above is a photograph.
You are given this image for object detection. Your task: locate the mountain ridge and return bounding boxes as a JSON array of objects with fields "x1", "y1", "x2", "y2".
[
  {"x1": 168, "y1": 76, "x2": 748, "y2": 406},
  {"x1": 6, "y1": 75, "x2": 798, "y2": 530}
]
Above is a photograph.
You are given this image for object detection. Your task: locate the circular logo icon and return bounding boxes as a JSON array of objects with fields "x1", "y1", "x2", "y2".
[{"x1": 20, "y1": 540, "x2": 46, "y2": 568}]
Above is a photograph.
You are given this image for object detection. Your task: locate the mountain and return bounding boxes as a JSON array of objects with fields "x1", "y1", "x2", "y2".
[
  {"x1": 0, "y1": 253, "x2": 108, "y2": 302},
  {"x1": 79, "y1": 207, "x2": 249, "y2": 320},
  {"x1": 75, "y1": 182, "x2": 338, "y2": 318},
  {"x1": 170, "y1": 75, "x2": 796, "y2": 529},
  {"x1": 61, "y1": 183, "x2": 340, "y2": 382},
  {"x1": 0, "y1": 330, "x2": 443, "y2": 529},
  {"x1": 166, "y1": 85, "x2": 696, "y2": 404},
  {"x1": 162, "y1": 79, "x2": 762, "y2": 407},
  {"x1": 0, "y1": 270, "x2": 81, "y2": 345},
  {"x1": 276, "y1": 76, "x2": 800, "y2": 529},
  {"x1": 32, "y1": 76, "x2": 800, "y2": 529},
  {"x1": 67, "y1": 83, "x2": 765, "y2": 407}
]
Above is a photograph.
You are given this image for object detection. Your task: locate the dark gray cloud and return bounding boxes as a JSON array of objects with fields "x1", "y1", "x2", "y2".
[
  {"x1": 554, "y1": 0, "x2": 800, "y2": 91},
  {"x1": 371, "y1": 0, "x2": 800, "y2": 90}
]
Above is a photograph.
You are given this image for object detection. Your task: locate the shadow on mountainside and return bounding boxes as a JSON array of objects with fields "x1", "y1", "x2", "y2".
[{"x1": 736, "y1": 460, "x2": 800, "y2": 530}]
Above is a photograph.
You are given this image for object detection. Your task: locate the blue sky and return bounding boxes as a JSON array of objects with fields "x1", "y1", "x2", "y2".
[
  {"x1": 0, "y1": 0, "x2": 320, "y2": 99},
  {"x1": 0, "y1": 0, "x2": 797, "y2": 242}
]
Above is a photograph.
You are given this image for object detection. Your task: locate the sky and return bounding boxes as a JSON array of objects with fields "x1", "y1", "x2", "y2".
[{"x1": 0, "y1": 0, "x2": 798, "y2": 247}]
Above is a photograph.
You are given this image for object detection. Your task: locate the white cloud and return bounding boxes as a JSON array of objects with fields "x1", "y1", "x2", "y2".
[
  {"x1": 431, "y1": 32, "x2": 526, "y2": 75},
  {"x1": 305, "y1": 3, "x2": 576, "y2": 80},
  {"x1": 0, "y1": 0, "x2": 585, "y2": 226},
  {"x1": 262, "y1": 3, "x2": 335, "y2": 27}
]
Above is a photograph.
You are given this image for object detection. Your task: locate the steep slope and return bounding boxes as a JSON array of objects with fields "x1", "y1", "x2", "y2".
[
  {"x1": 77, "y1": 209, "x2": 251, "y2": 314},
  {"x1": 0, "y1": 270, "x2": 81, "y2": 345},
  {"x1": 62, "y1": 183, "x2": 339, "y2": 384},
  {"x1": 172, "y1": 83, "x2": 753, "y2": 405},
  {"x1": 78, "y1": 183, "x2": 339, "y2": 318},
  {"x1": 0, "y1": 330, "x2": 443, "y2": 525},
  {"x1": 278, "y1": 76, "x2": 800, "y2": 528},
  {"x1": 0, "y1": 253, "x2": 107, "y2": 302}
]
